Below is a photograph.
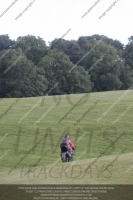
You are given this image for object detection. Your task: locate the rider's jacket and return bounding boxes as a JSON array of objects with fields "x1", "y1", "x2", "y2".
[{"x1": 60, "y1": 138, "x2": 74, "y2": 149}]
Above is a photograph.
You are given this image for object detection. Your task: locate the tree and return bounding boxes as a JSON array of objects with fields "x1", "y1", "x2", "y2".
[
  {"x1": 0, "y1": 33, "x2": 132, "y2": 97},
  {"x1": 119, "y1": 63, "x2": 133, "y2": 89},
  {"x1": 15, "y1": 35, "x2": 48, "y2": 65},
  {"x1": 80, "y1": 42, "x2": 123, "y2": 91},
  {"x1": 37, "y1": 52, "x2": 92, "y2": 95},
  {"x1": 0, "y1": 48, "x2": 48, "y2": 97},
  {"x1": 0, "y1": 35, "x2": 15, "y2": 51},
  {"x1": 50, "y1": 39, "x2": 82, "y2": 64},
  {"x1": 123, "y1": 36, "x2": 133, "y2": 69}
]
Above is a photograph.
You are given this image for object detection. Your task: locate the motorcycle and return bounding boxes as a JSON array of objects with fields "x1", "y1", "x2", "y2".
[{"x1": 61, "y1": 146, "x2": 74, "y2": 162}]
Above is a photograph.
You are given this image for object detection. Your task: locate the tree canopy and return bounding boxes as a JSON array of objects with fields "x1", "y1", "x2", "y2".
[{"x1": 0, "y1": 34, "x2": 133, "y2": 97}]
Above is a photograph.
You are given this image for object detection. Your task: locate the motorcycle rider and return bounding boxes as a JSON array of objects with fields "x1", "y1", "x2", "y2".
[{"x1": 60, "y1": 135, "x2": 75, "y2": 158}]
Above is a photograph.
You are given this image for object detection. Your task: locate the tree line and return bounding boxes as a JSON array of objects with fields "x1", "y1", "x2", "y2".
[{"x1": 0, "y1": 34, "x2": 133, "y2": 97}]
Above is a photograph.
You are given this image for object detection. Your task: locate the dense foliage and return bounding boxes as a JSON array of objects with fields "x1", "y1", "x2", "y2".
[{"x1": 0, "y1": 34, "x2": 133, "y2": 97}]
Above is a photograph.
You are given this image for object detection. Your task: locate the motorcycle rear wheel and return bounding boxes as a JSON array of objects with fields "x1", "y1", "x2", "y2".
[{"x1": 62, "y1": 152, "x2": 71, "y2": 162}]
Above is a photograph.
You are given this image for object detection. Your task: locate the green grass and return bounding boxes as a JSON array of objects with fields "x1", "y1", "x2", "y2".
[{"x1": 0, "y1": 90, "x2": 133, "y2": 184}]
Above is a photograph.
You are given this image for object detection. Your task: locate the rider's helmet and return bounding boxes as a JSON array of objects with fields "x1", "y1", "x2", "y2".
[{"x1": 64, "y1": 135, "x2": 69, "y2": 139}]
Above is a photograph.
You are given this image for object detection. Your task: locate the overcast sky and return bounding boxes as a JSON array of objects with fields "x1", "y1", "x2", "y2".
[{"x1": 0, "y1": 0, "x2": 132, "y2": 45}]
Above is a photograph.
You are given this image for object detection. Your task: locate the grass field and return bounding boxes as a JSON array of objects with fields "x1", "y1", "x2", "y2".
[{"x1": 0, "y1": 90, "x2": 133, "y2": 184}]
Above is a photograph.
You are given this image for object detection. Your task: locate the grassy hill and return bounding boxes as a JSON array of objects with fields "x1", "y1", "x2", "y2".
[{"x1": 0, "y1": 90, "x2": 133, "y2": 184}]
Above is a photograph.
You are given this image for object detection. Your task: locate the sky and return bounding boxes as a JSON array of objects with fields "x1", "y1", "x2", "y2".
[{"x1": 0, "y1": 0, "x2": 132, "y2": 46}]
